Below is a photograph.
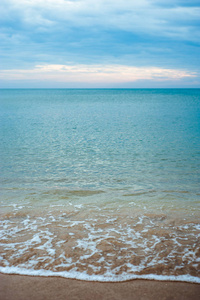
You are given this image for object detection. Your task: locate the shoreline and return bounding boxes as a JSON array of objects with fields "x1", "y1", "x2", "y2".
[
  {"x1": 1, "y1": 273, "x2": 200, "y2": 300},
  {"x1": 0, "y1": 266, "x2": 200, "y2": 284}
]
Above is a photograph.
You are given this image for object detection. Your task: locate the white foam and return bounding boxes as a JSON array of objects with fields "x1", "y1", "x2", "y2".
[
  {"x1": 74, "y1": 204, "x2": 83, "y2": 209},
  {"x1": 1, "y1": 207, "x2": 200, "y2": 285},
  {"x1": 0, "y1": 266, "x2": 199, "y2": 284},
  {"x1": 31, "y1": 234, "x2": 41, "y2": 244}
]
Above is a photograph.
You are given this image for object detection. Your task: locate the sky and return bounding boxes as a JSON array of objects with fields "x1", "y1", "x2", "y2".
[{"x1": 0, "y1": 0, "x2": 200, "y2": 88}]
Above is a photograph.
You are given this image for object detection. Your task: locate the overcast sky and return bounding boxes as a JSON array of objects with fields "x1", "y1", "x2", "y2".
[{"x1": 0, "y1": 0, "x2": 200, "y2": 88}]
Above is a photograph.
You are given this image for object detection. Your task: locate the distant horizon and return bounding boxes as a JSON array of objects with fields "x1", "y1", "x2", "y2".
[
  {"x1": 0, "y1": 87, "x2": 200, "y2": 90},
  {"x1": 1, "y1": 87, "x2": 200, "y2": 90}
]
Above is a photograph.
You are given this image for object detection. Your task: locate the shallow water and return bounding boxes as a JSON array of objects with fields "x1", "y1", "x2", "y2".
[{"x1": 0, "y1": 89, "x2": 200, "y2": 282}]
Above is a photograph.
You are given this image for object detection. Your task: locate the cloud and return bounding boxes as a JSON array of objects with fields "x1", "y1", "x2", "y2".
[
  {"x1": 1, "y1": 0, "x2": 200, "y2": 42},
  {"x1": 0, "y1": 64, "x2": 196, "y2": 85},
  {"x1": 0, "y1": 0, "x2": 199, "y2": 87}
]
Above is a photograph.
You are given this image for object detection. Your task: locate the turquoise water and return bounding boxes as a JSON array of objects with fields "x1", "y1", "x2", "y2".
[{"x1": 0, "y1": 89, "x2": 200, "y2": 282}]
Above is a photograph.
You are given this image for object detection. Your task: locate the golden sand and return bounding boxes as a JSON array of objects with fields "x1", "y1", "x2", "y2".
[{"x1": 0, "y1": 273, "x2": 200, "y2": 300}]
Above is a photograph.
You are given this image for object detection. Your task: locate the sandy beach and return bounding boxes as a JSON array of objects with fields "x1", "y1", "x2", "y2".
[
  {"x1": 1, "y1": 89, "x2": 200, "y2": 299},
  {"x1": 0, "y1": 273, "x2": 200, "y2": 300}
]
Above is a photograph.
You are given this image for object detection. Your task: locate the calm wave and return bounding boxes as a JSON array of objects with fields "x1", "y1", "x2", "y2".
[{"x1": 0, "y1": 89, "x2": 200, "y2": 282}]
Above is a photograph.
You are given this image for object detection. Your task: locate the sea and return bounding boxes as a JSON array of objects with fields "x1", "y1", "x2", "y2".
[{"x1": 0, "y1": 88, "x2": 200, "y2": 283}]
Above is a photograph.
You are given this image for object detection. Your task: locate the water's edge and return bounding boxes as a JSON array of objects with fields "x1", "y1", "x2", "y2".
[{"x1": 0, "y1": 267, "x2": 200, "y2": 284}]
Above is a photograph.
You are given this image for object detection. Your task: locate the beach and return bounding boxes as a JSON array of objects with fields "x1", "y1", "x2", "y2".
[
  {"x1": 1, "y1": 0, "x2": 200, "y2": 297},
  {"x1": 0, "y1": 89, "x2": 199, "y2": 291},
  {"x1": 1, "y1": 273, "x2": 200, "y2": 300}
]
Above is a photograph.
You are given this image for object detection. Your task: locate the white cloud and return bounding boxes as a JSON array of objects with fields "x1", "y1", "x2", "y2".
[
  {"x1": 0, "y1": 64, "x2": 196, "y2": 84},
  {"x1": 1, "y1": 0, "x2": 200, "y2": 41},
  {"x1": 1, "y1": 0, "x2": 199, "y2": 83}
]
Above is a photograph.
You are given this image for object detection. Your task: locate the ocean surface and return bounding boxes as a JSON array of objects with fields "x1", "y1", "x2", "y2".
[{"x1": 0, "y1": 88, "x2": 200, "y2": 283}]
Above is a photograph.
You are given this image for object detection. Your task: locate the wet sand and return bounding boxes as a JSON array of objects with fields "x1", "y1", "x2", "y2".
[{"x1": 0, "y1": 273, "x2": 199, "y2": 300}]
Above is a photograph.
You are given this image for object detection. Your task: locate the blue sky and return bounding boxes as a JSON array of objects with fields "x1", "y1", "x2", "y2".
[{"x1": 0, "y1": 0, "x2": 200, "y2": 88}]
